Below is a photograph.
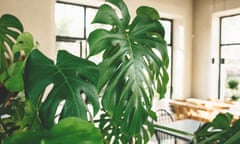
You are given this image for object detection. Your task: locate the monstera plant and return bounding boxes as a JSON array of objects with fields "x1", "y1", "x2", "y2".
[
  {"x1": 88, "y1": 0, "x2": 168, "y2": 143},
  {"x1": 0, "y1": 15, "x2": 103, "y2": 144},
  {"x1": 1, "y1": 0, "x2": 169, "y2": 144}
]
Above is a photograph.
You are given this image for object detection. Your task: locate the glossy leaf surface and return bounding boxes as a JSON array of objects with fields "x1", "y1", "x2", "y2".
[
  {"x1": 193, "y1": 113, "x2": 240, "y2": 144},
  {"x1": 24, "y1": 49, "x2": 99, "y2": 129},
  {"x1": 0, "y1": 14, "x2": 23, "y2": 72},
  {"x1": 1, "y1": 32, "x2": 35, "y2": 92}
]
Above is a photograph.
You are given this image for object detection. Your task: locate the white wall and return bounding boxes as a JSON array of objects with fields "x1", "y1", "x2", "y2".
[
  {"x1": 192, "y1": 0, "x2": 240, "y2": 99},
  {"x1": 0, "y1": 0, "x2": 56, "y2": 58}
]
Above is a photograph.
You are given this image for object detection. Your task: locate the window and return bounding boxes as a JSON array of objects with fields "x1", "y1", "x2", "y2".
[
  {"x1": 55, "y1": 1, "x2": 98, "y2": 58},
  {"x1": 219, "y1": 14, "x2": 240, "y2": 100}
]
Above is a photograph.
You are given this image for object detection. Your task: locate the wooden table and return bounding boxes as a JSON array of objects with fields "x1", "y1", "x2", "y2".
[
  {"x1": 185, "y1": 98, "x2": 231, "y2": 110},
  {"x1": 170, "y1": 98, "x2": 232, "y2": 122},
  {"x1": 155, "y1": 119, "x2": 202, "y2": 142}
]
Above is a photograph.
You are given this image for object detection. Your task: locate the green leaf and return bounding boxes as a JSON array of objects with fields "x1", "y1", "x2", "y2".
[
  {"x1": 45, "y1": 117, "x2": 103, "y2": 144},
  {"x1": 24, "y1": 49, "x2": 100, "y2": 129},
  {"x1": 4, "y1": 61, "x2": 25, "y2": 91},
  {"x1": 106, "y1": 0, "x2": 130, "y2": 28},
  {"x1": 92, "y1": 4, "x2": 120, "y2": 26},
  {"x1": 225, "y1": 120, "x2": 240, "y2": 144},
  {"x1": 13, "y1": 32, "x2": 34, "y2": 55},
  {"x1": 211, "y1": 112, "x2": 233, "y2": 129},
  {"x1": 0, "y1": 92, "x2": 26, "y2": 138},
  {"x1": 193, "y1": 113, "x2": 238, "y2": 144},
  {"x1": 0, "y1": 14, "x2": 23, "y2": 72},
  {"x1": 1, "y1": 32, "x2": 35, "y2": 92},
  {"x1": 3, "y1": 131, "x2": 43, "y2": 144},
  {"x1": 4, "y1": 117, "x2": 103, "y2": 144},
  {"x1": 225, "y1": 131, "x2": 240, "y2": 144},
  {"x1": 88, "y1": 29, "x2": 124, "y2": 56},
  {"x1": 89, "y1": 1, "x2": 168, "y2": 143},
  {"x1": 20, "y1": 100, "x2": 42, "y2": 131},
  {"x1": 137, "y1": 6, "x2": 160, "y2": 20}
]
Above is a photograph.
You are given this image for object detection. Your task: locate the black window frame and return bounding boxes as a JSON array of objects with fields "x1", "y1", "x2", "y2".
[{"x1": 55, "y1": 1, "x2": 98, "y2": 57}]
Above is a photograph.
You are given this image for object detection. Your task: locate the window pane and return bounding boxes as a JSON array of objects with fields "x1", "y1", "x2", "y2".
[
  {"x1": 86, "y1": 8, "x2": 98, "y2": 37},
  {"x1": 221, "y1": 14, "x2": 240, "y2": 44},
  {"x1": 56, "y1": 41, "x2": 81, "y2": 57},
  {"x1": 222, "y1": 45, "x2": 240, "y2": 80},
  {"x1": 55, "y1": 3, "x2": 84, "y2": 38},
  {"x1": 221, "y1": 45, "x2": 240, "y2": 99},
  {"x1": 57, "y1": 40, "x2": 90, "y2": 58},
  {"x1": 160, "y1": 20, "x2": 172, "y2": 45}
]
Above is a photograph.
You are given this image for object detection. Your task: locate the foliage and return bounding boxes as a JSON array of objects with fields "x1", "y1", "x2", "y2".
[
  {"x1": 231, "y1": 95, "x2": 240, "y2": 101},
  {"x1": 88, "y1": 0, "x2": 168, "y2": 143},
  {"x1": 0, "y1": 14, "x2": 23, "y2": 72},
  {"x1": 1, "y1": 0, "x2": 169, "y2": 143},
  {"x1": 24, "y1": 49, "x2": 99, "y2": 129},
  {"x1": 0, "y1": 14, "x2": 103, "y2": 144},
  {"x1": 228, "y1": 79, "x2": 239, "y2": 90},
  {"x1": 3, "y1": 117, "x2": 103, "y2": 144},
  {"x1": 193, "y1": 113, "x2": 240, "y2": 144},
  {"x1": 227, "y1": 80, "x2": 240, "y2": 101},
  {"x1": 0, "y1": 14, "x2": 34, "y2": 140}
]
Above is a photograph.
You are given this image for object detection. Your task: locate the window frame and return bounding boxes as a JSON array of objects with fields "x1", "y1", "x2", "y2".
[
  {"x1": 55, "y1": 1, "x2": 98, "y2": 57},
  {"x1": 218, "y1": 13, "x2": 240, "y2": 99}
]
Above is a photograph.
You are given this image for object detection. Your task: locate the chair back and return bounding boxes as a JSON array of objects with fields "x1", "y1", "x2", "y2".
[
  {"x1": 154, "y1": 109, "x2": 176, "y2": 144},
  {"x1": 156, "y1": 109, "x2": 174, "y2": 123}
]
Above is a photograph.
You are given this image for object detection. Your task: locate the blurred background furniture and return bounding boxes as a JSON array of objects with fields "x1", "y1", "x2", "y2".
[
  {"x1": 155, "y1": 118, "x2": 202, "y2": 144},
  {"x1": 169, "y1": 98, "x2": 237, "y2": 122},
  {"x1": 154, "y1": 109, "x2": 176, "y2": 144}
]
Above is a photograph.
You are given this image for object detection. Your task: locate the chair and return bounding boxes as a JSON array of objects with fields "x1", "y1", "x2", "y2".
[{"x1": 154, "y1": 109, "x2": 176, "y2": 144}]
